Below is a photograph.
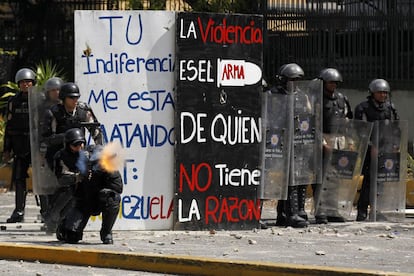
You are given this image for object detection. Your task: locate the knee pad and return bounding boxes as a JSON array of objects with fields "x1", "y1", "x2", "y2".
[{"x1": 98, "y1": 189, "x2": 121, "y2": 208}]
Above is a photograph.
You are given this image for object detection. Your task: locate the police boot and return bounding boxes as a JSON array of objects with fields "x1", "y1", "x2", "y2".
[
  {"x1": 312, "y1": 184, "x2": 328, "y2": 224},
  {"x1": 258, "y1": 201, "x2": 268, "y2": 229},
  {"x1": 326, "y1": 190, "x2": 345, "y2": 223},
  {"x1": 315, "y1": 212, "x2": 328, "y2": 224},
  {"x1": 275, "y1": 200, "x2": 287, "y2": 226},
  {"x1": 356, "y1": 186, "x2": 370, "y2": 221},
  {"x1": 297, "y1": 185, "x2": 308, "y2": 221},
  {"x1": 286, "y1": 187, "x2": 309, "y2": 228},
  {"x1": 327, "y1": 213, "x2": 346, "y2": 223},
  {"x1": 314, "y1": 206, "x2": 328, "y2": 224},
  {"x1": 356, "y1": 209, "x2": 368, "y2": 222},
  {"x1": 100, "y1": 205, "x2": 119, "y2": 244},
  {"x1": 56, "y1": 223, "x2": 66, "y2": 241},
  {"x1": 7, "y1": 181, "x2": 26, "y2": 223},
  {"x1": 39, "y1": 195, "x2": 50, "y2": 223}
]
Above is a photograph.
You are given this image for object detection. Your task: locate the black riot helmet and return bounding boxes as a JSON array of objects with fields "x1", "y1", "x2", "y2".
[
  {"x1": 368, "y1": 79, "x2": 390, "y2": 94},
  {"x1": 59, "y1": 82, "x2": 81, "y2": 100},
  {"x1": 15, "y1": 68, "x2": 36, "y2": 85},
  {"x1": 64, "y1": 128, "x2": 86, "y2": 146},
  {"x1": 277, "y1": 63, "x2": 304, "y2": 84},
  {"x1": 318, "y1": 68, "x2": 343, "y2": 83}
]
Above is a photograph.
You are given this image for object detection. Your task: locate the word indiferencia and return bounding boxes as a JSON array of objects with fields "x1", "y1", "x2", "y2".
[{"x1": 81, "y1": 52, "x2": 175, "y2": 75}]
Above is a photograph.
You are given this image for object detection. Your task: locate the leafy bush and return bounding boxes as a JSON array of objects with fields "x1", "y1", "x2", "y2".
[{"x1": 34, "y1": 59, "x2": 66, "y2": 87}]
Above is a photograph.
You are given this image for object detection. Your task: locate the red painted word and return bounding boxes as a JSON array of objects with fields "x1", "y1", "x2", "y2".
[
  {"x1": 198, "y1": 18, "x2": 262, "y2": 44},
  {"x1": 179, "y1": 162, "x2": 212, "y2": 192},
  {"x1": 221, "y1": 63, "x2": 245, "y2": 81},
  {"x1": 205, "y1": 196, "x2": 261, "y2": 224}
]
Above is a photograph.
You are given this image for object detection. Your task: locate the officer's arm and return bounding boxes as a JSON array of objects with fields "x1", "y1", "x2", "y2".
[
  {"x1": 85, "y1": 110, "x2": 103, "y2": 145},
  {"x1": 3, "y1": 100, "x2": 13, "y2": 155},
  {"x1": 390, "y1": 103, "x2": 399, "y2": 120},
  {"x1": 354, "y1": 104, "x2": 366, "y2": 121},
  {"x1": 55, "y1": 158, "x2": 81, "y2": 186},
  {"x1": 344, "y1": 96, "x2": 353, "y2": 119},
  {"x1": 105, "y1": 170, "x2": 123, "y2": 194},
  {"x1": 41, "y1": 109, "x2": 65, "y2": 146}
]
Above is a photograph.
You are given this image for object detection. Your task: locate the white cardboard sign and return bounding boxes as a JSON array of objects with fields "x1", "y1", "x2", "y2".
[{"x1": 74, "y1": 10, "x2": 175, "y2": 230}]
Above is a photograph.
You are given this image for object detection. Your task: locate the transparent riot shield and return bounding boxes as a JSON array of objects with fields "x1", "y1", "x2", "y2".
[
  {"x1": 315, "y1": 119, "x2": 373, "y2": 220},
  {"x1": 290, "y1": 80, "x2": 323, "y2": 186},
  {"x1": 29, "y1": 86, "x2": 59, "y2": 195},
  {"x1": 259, "y1": 90, "x2": 293, "y2": 200},
  {"x1": 369, "y1": 120, "x2": 407, "y2": 222}
]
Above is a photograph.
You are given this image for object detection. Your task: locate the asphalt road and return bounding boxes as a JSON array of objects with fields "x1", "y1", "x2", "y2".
[{"x1": 0, "y1": 191, "x2": 414, "y2": 275}]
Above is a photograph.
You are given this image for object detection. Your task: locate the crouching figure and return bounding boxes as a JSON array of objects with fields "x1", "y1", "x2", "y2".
[{"x1": 54, "y1": 128, "x2": 123, "y2": 244}]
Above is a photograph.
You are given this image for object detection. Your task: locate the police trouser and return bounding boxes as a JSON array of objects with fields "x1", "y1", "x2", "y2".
[
  {"x1": 312, "y1": 145, "x2": 330, "y2": 216},
  {"x1": 45, "y1": 185, "x2": 76, "y2": 230},
  {"x1": 98, "y1": 189, "x2": 121, "y2": 237},
  {"x1": 358, "y1": 171, "x2": 370, "y2": 212},
  {"x1": 60, "y1": 189, "x2": 121, "y2": 243},
  {"x1": 357, "y1": 156, "x2": 371, "y2": 213},
  {"x1": 39, "y1": 194, "x2": 52, "y2": 218},
  {"x1": 59, "y1": 201, "x2": 90, "y2": 243},
  {"x1": 11, "y1": 156, "x2": 30, "y2": 216}
]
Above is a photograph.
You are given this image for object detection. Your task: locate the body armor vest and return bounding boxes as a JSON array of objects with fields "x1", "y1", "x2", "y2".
[
  {"x1": 6, "y1": 92, "x2": 30, "y2": 134},
  {"x1": 323, "y1": 91, "x2": 352, "y2": 133},
  {"x1": 50, "y1": 102, "x2": 90, "y2": 134},
  {"x1": 355, "y1": 97, "x2": 398, "y2": 122}
]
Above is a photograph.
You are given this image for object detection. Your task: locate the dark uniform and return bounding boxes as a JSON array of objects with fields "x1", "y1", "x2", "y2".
[
  {"x1": 320, "y1": 68, "x2": 353, "y2": 134},
  {"x1": 42, "y1": 82, "x2": 102, "y2": 231},
  {"x1": 273, "y1": 63, "x2": 311, "y2": 228},
  {"x1": 37, "y1": 77, "x2": 64, "y2": 220},
  {"x1": 4, "y1": 68, "x2": 36, "y2": 223},
  {"x1": 42, "y1": 83, "x2": 102, "y2": 169},
  {"x1": 55, "y1": 132, "x2": 122, "y2": 244},
  {"x1": 354, "y1": 79, "x2": 399, "y2": 221},
  {"x1": 315, "y1": 68, "x2": 353, "y2": 224}
]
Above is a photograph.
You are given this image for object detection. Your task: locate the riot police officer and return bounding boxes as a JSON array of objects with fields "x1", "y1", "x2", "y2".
[
  {"x1": 354, "y1": 79, "x2": 399, "y2": 221},
  {"x1": 320, "y1": 68, "x2": 353, "y2": 133},
  {"x1": 43, "y1": 77, "x2": 63, "y2": 108},
  {"x1": 42, "y1": 82, "x2": 102, "y2": 231},
  {"x1": 42, "y1": 82, "x2": 102, "y2": 169},
  {"x1": 55, "y1": 129, "x2": 123, "y2": 244},
  {"x1": 315, "y1": 68, "x2": 353, "y2": 224},
  {"x1": 37, "y1": 76, "x2": 64, "y2": 219},
  {"x1": 45, "y1": 128, "x2": 86, "y2": 234},
  {"x1": 3, "y1": 68, "x2": 36, "y2": 223},
  {"x1": 272, "y1": 63, "x2": 312, "y2": 228}
]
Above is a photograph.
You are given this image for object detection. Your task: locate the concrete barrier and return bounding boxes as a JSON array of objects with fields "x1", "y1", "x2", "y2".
[{"x1": 0, "y1": 242, "x2": 411, "y2": 276}]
